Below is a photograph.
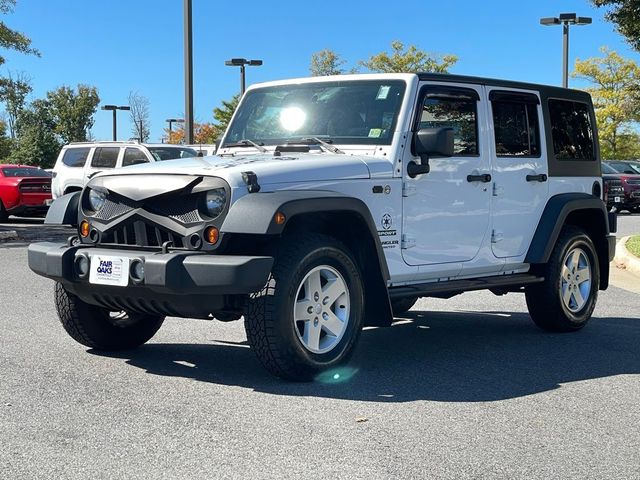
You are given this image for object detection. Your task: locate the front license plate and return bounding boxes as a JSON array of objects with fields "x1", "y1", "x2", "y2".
[
  {"x1": 614, "y1": 196, "x2": 621, "y2": 203},
  {"x1": 89, "y1": 255, "x2": 129, "y2": 287}
]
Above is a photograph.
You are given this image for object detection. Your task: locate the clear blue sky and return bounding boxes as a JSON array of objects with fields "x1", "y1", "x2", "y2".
[{"x1": 1, "y1": 0, "x2": 638, "y2": 143}]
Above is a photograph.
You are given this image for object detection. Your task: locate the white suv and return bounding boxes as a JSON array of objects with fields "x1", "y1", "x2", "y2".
[
  {"x1": 30, "y1": 73, "x2": 616, "y2": 381},
  {"x1": 51, "y1": 142, "x2": 198, "y2": 198}
]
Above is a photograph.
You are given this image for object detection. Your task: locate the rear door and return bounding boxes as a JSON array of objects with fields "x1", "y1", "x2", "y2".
[
  {"x1": 83, "y1": 147, "x2": 121, "y2": 185},
  {"x1": 488, "y1": 89, "x2": 549, "y2": 258}
]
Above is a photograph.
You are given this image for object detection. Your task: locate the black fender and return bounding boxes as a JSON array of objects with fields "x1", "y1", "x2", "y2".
[
  {"x1": 525, "y1": 193, "x2": 612, "y2": 289},
  {"x1": 221, "y1": 190, "x2": 393, "y2": 326},
  {"x1": 45, "y1": 192, "x2": 80, "y2": 226}
]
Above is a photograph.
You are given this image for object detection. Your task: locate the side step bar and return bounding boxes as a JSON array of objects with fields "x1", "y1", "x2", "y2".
[{"x1": 388, "y1": 273, "x2": 544, "y2": 300}]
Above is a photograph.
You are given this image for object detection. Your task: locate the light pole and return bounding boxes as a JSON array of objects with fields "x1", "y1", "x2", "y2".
[
  {"x1": 101, "y1": 105, "x2": 131, "y2": 141},
  {"x1": 540, "y1": 13, "x2": 592, "y2": 88},
  {"x1": 166, "y1": 118, "x2": 185, "y2": 143},
  {"x1": 225, "y1": 58, "x2": 263, "y2": 95},
  {"x1": 184, "y1": 0, "x2": 194, "y2": 144}
]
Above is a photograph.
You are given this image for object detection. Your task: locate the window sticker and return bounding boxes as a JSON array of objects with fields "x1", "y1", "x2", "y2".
[
  {"x1": 368, "y1": 128, "x2": 382, "y2": 138},
  {"x1": 376, "y1": 86, "x2": 391, "y2": 100}
]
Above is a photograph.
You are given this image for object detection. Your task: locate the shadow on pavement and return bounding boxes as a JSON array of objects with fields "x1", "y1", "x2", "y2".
[{"x1": 91, "y1": 310, "x2": 640, "y2": 402}]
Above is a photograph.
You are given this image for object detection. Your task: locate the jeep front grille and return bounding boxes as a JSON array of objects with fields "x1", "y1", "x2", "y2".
[
  {"x1": 94, "y1": 193, "x2": 202, "y2": 225},
  {"x1": 101, "y1": 221, "x2": 184, "y2": 248}
]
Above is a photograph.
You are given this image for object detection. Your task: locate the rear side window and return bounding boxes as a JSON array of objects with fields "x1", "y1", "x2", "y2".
[
  {"x1": 122, "y1": 148, "x2": 149, "y2": 167},
  {"x1": 548, "y1": 99, "x2": 594, "y2": 161},
  {"x1": 91, "y1": 147, "x2": 120, "y2": 168},
  {"x1": 491, "y1": 95, "x2": 540, "y2": 157},
  {"x1": 61, "y1": 148, "x2": 90, "y2": 167},
  {"x1": 418, "y1": 87, "x2": 479, "y2": 156}
]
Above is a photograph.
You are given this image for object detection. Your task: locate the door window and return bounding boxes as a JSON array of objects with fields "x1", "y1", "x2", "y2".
[
  {"x1": 62, "y1": 147, "x2": 90, "y2": 167},
  {"x1": 417, "y1": 87, "x2": 479, "y2": 156},
  {"x1": 91, "y1": 147, "x2": 120, "y2": 168},
  {"x1": 491, "y1": 93, "x2": 541, "y2": 157},
  {"x1": 122, "y1": 148, "x2": 149, "y2": 166}
]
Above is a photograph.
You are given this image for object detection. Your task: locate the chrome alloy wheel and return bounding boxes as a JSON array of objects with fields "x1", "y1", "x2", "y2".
[
  {"x1": 293, "y1": 265, "x2": 351, "y2": 354},
  {"x1": 561, "y1": 247, "x2": 592, "y2": 313}
]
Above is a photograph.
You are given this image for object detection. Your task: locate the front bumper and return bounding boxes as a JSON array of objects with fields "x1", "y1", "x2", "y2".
[{"x1": 28, "y1": 242, "x2": 273, "y2": 318}]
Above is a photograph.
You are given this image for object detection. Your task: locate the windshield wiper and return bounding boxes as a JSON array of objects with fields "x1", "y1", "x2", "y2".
[
  {"x1": 224, "y1": 139, "x2": 268, "y2": 153},
  {"x1": 298, "y1": 137, "x2": 345, "y2": 154}
]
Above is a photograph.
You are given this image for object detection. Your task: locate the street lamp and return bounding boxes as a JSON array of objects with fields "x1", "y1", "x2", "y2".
[
  {"x1": 101, "y1": 105, "x2": 131, "y2": 141},
  {"x1": 540, "y1": 13, "x2": 592, "y2": 88},
  {"x1": 225, "y1": 58, "x2": 263, "y2": 95},
  {"x1": 166, "y1": 118, "x2": 185, "y2": 143}
]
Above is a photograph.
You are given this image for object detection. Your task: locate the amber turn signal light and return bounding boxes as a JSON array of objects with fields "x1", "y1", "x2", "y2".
[
  {"x1": 204, "y1": 226, "x2": 219, "y2": 244},
  {"x1": 80, "y1": 220, "x2": 90, "y2": 238},
  {"x1": 274, "y1": 212, "x2": 286, "y2": 225}
]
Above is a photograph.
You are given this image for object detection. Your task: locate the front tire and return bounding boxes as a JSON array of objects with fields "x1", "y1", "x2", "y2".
[
  {"x1": 55, "y1": 283, "x2": 165, "y2": 350},
  {"x1": 245, "y1": 234, "x2": 364, "y2": 381},
  {"x1": 390, "y1": 296, "x2": 418, "y2": 316},
  {"x1": 525, "y1": 226, "x2": 599, "y2": 332}
]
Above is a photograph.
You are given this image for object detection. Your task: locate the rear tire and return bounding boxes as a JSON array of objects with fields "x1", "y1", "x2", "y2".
[
  {"x1": 0, "y1": 200, "x2": 8, "y2": 222},
  {"x1": 245, "y1": 234, "x2": 364, "y2": 381},
  {"x1": 525, "y1": 226, "x2": 599, "y2": 332},
  {"x1": 390, "y1": 296, "x2": 418, "y2": 316},
  {"x1": 54, "y1": 283, "x2": 165, "y2": 350}
]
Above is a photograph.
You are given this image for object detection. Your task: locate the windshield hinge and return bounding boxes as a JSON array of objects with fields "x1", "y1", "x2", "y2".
[
  {"x1": 241, "y1": 171, "x2": 261, "y2": 193},
  {"x1": 401, "y1": 234, "x2": 416, "y2": 249}
]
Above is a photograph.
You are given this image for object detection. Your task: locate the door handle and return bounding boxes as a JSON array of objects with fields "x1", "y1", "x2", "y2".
[
  {"x1": 467, "y1": 173, "x2": 492, "y2": 183},
  {"x1": 526, "y1": 173, "x2": 547, "y2": 182}
]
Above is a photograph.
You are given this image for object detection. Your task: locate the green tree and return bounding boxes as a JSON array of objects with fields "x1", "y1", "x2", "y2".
[
  {"x1": 213, "y1": 94, "x2": 239, "y2": 133},
  {"x1": 0, "y1": 0, "x2": 39, "y2": 65},
  {"x1": 0, "y1": 71, "x2": 31, "y2": 138},
  {"x1": 359, "y1": 40, "x2": 458, "y2": 73},
  {"x1": 310, "y1": 49, "x2": 346, "y2": 76},
  {"x1": 11, "y1": 99, "x2": 61, "y2": 167},
  {"x1": 46, "y1": 84, "x2": 100, "y2": 143},
  {"x1": 573, "y1": 47, "x2": 640, "y2": 159},
  {"x1": 592, "y1": 1, "x2": 640, "y2": 51},
  {"x1": 0, "y1": 119, "x2": 13, "y2": 159}
]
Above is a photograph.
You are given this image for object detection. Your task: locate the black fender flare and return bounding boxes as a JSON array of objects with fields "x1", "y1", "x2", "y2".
[
  {"x1": 45, "y1": 192, "x2": 80, "y2": 226},
  {"x1": 525, "y1": 192, "x2": 611, "y2": 288},
  {"x1": 221, "y1": 190, "x2": 390, "y2": 280},
  {"x1": 221, "y1": 190, "x2": 393, "y2": 326}
]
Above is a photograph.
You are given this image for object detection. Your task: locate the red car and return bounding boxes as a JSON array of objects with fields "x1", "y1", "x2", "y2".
[{"x1": 0, "y1": 165, "x2": 52, "y2": 222}]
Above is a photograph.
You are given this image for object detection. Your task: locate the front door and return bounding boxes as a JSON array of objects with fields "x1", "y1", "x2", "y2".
[{"x1": 402, "y1": 83, "x2": 492, "y2": 266}]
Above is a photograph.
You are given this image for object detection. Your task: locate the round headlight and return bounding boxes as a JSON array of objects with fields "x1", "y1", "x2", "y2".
[
  {"x1": 205, "y1": 188, "x2": 226, "y2": 218},
  {"x1": 88, "y1": 189, "x2": 106, "y2": 212}
]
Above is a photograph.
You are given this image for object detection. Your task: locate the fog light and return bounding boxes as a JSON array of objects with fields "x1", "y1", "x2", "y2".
[
  {"x1": 204, "y1": 226, "x2": 219, "y2": 244},
  {"x1": 80, "y1": 220, "x2": 90, "y2": 238},
  {"x1": 130, "y1": 260, "x2": 145, "y2": 283},
  {"x1": 75, "y1": 255, "x2": 89, "y2": 277}
]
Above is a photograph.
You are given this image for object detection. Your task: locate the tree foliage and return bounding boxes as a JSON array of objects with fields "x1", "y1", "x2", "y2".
[
  {"x1": 358, "y1": 40, "x2": 458, "y2": 73},
  {"x1": 0, "y1": 0, "x2": 39, "y2": 65},
  {"x1": 46, "y1": 85, "x2": 100, "y2": 143},
  {"x1": 0, "y1": 70, "x2": 30, "y2": 138},
  {"x1": 573, "y1": 47, "x2": 640, "y2": 159},
  {"x1": 128, "y1": 91, "x2": 150, "y2": 142},
  {"x1": 213, "y1": 94, "x2": 240, "y2": 133},
  {"x1": 167, "y1": 122, "x2": 221, "y2": 145},
  {"x1": 310, "y1": 49, "x2": 346, "y2": 76},
  {"x1": 592, "y1": 0, "x2": 640, "y2": 52},
  {"x1": 11, "y1": 99, "x2": 61, "y2": 167}
]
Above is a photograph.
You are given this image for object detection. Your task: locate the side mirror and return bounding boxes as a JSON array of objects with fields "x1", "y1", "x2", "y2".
[{"x1": 408, "y1": 127, "x2": 454, "y2": 178}]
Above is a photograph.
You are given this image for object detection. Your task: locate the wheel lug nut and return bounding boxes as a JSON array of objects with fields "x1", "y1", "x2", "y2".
[
  {"x1": 314, "y1": 317, "x2": 319, "y2": 326},
  {"x1": 314, "y1": 292, "x2": 319, "y2": 301},
  {"x1": 307, "y1": 306, "x2": 314, "y2": 314},
  {"x1": 322, "y1": 312, "x2": 329, "y2": 321},
  {"x1": 322, "y1": 296, "x2": 329, "y2": 305}
]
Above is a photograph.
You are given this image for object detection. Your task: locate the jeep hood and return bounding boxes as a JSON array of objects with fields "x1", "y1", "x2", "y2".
[{"x1": 97, "y1": 153, "x2": 393, "y2": 188}]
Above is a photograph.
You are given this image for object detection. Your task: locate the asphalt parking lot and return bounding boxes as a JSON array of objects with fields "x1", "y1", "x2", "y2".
[{"x1": 1, "y1": 216, "x2": 639, "y2": 479}]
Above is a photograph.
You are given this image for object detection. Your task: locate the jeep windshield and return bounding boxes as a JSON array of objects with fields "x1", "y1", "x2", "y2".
[{"x1": 223, "y1": 80, "x2": 406, "y2": 148}]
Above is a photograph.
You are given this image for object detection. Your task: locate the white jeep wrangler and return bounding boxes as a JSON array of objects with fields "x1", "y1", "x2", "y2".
[{"x1": 29, "y1": 73, "x2": 616, "y2": 381}]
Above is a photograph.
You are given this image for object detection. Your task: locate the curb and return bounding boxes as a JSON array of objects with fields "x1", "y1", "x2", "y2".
[
  {"x1": 0, "y1": 230, "x2": 18, "y2": 241},
  {"x1": 614, "y1": 236, "x2": 640, "y2": 277}
]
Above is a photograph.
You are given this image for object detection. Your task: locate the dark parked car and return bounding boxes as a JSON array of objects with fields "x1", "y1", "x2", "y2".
[
  {"x1": 602, "y1": 162, "x2": 640, "y2": 213},
  {"x1": 605, "y1": 160, "x2": 640, "y2": 175},
  {"x1": 0, "y1": 165, "x2": 52, "y2": 221}
]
